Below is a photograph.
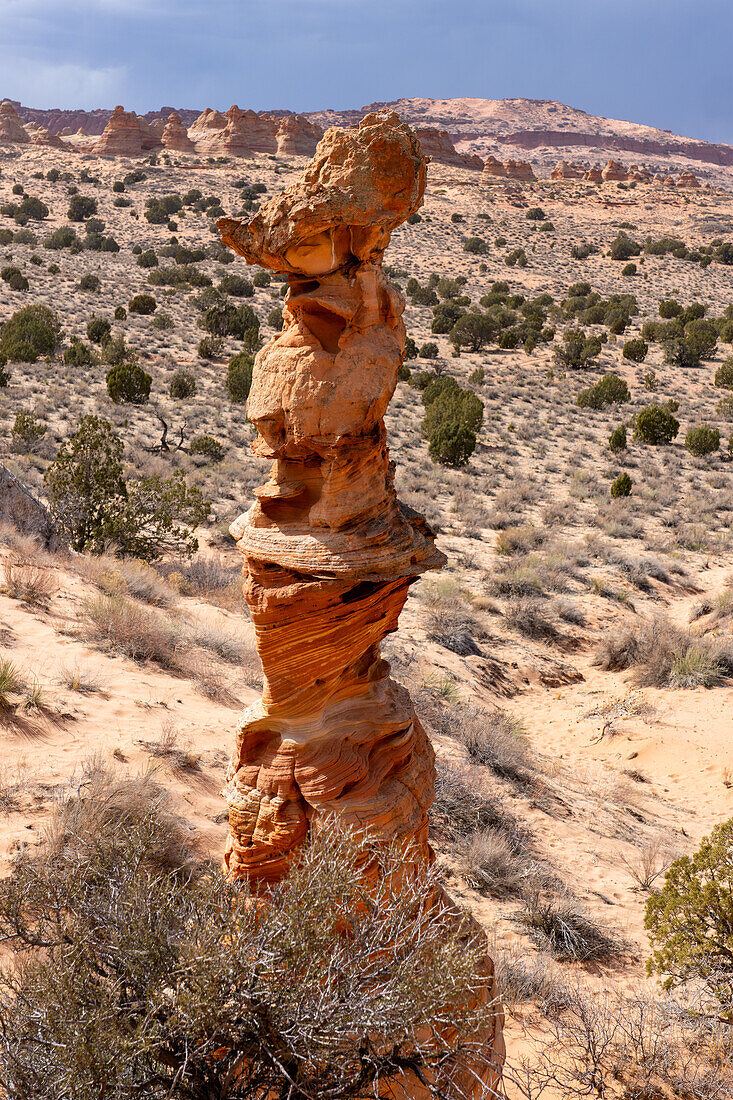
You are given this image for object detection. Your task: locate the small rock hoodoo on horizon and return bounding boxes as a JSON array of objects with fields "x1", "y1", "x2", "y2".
[{"x1": 217, "y1": 111, "x2": 504, "y2": 1096}]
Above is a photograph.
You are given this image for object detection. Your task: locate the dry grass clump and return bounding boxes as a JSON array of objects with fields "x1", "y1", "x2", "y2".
[
  {"x1": 58, "y1": 662, "x2": 104, "y2": 694},
  {"x1": 77, "y1": 554, "x2": 175, "y2": 607},
  {"x1": 1, "y1": 553, "x2": 57, "y2": 605},
  {"x1": 0, "y1": 658, "x2": 25, "y2": 709},
  {"x1": 504, "y1": 597, "x2": 560, "y2": 642},
  {"x1": 139, "y1": 719, "x2": 201, "y2": 772},
  {"x1": 618, "y1": 835, "x2": 673, "y2": 890},
  {"x1": 420, "y1": 578, "x2": 483, "y2": 656},
  {"x1": 518, "y1": 886, "x2": 625, "y2": 963},
  {"x1": 595, "y1": 616, "x2": 733, "y2": 688},
  {"x1": 83, "y1": 593, "x2": 184, "y2": 668},
  {"x1": 452, "y1": 705, "x2": 535, "y2": 786}
]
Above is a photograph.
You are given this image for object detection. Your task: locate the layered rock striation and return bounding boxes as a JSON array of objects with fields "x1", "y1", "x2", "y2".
[
  {"x1": 274, "y1": 113, "x2": 323, "y2": 156},
  {"x1": 161, "y1": 110, "x2": 195, "y2": 153},
  {"x1": 217, "y1": 112, "x2": 503, "y2": 1094},
  {"x1": 414, "y1": 127, "x2": 484, "y2": 169},
  {"x1": 95, "y1": 105, "x2": 160, "y2": 156}
]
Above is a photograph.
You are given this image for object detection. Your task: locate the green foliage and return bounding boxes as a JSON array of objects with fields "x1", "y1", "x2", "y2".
[
  {"x1": 418, "y1": 341, "x2": 439, "y2": 360},
  {"x1": 463, "y1": 236, "x2": 488, "y2": 254},
  {"x1": 67, "y1": 194, "x2": 98, "y2": 221},
  {"x1": 449, "y1": 312, "x2": 496, "y2": 351},
  {"x1": 11, "y1": 409, "x2": 46, "y2": 451},
  {"x1": 684, "y1": 318, "x2": 718, "y2": 361},
  {"x1": 253, "y1": 270, "x2": 270, "y2": 287},
  {"x1": 634, "y1": 405, "x2": 680, "y2": 445},
  {"x1": 144, "y1": 193, "x2": 182, "y2": 224},
  {"x1": 623, "y1": 337, "x2": 648, "y2": 363},
  {"x1": 504, "y1": 248, "x2": 527, "y2": 267},
  {"x1": 525, "y1": 207, "x2": 545, "y2": 221},
  {"x1": 151, "y1": 312, "x2": 174, "y2": 331},
  {"x1": 128, "y1": 293, "x2": 157, "y2": 315},
  {"x1": 169, "y1": 369, "x2": 196, "y2": 399},
  {"x1": 645, "y1": 819, "x2": 733, "y2": 1017},
  {"x1": 404, "y1": 336, "x2": 418, "y2": 360},
  {"x1": 554, "y1": 327, "x2": 602, "y2": 370},
  {"x1": 621, "y1": 263, "x2": 637, "y2": 277},
  {"x1": 197, "y1": 335, "x2": 224, "y2": 359},
  {"x1": 114, "y1": 306, "x2": 127, "y2": 322},
  {"x1": 685, "y1": 424, "x2": 720, "y2": 457},
  {"x1": 267, "y1": 307, "x2": 283, "y2": 329},
  {"x1": 226, "y1": 352, "x2": 254, "y2": 403},
  {"x1": 45, "y1": 416, "x2": 208, "y2": 558},
  {"x1": 219, "y1": 273, "x2": 254, "y2": 298},
  {"x1": 190, "y1": 434, "x2": 226, "y2": 463},
  {"x1": 78, "y1": 273, "x2": 100, "y2": 292},
  {"x1": 659, "y1": 299, "x2": 682, "y2": 319},
  {"x1": 644, "y1": 370, "x2": 658, "y2": 392},
  {"x1": 609, "y1": 424, "x2": 627, "y2": 452},
  {"x1": 106, "y1": 362, "x2": 152, "y2": 405},
  {"x1": 422, "y1": 380, "x2": 484, "y2": 467},
  {"x1": 576, "y1": 373, "x2": 630, "y2": 409},
  {"x1": 714, "y1": 358, "x2": 733, "y2": 390},
  {"x1": 610, "y1": 472, "x2": 632, "y2": 498},
  {"x1": 432, "y1": 300, "x2": 466, "y2": 335},
  {"x1": 715, "y1": 242, "x2": 733, "y2": 265},
  {"x1": 44, "y1": 226, "x2": 81, "y2": 250},
  {"x1": 137, "y1": 249, "x2": 158, "y2": 269},
  {"x1": 0, "y1": 304, "x2": 61, "y2": 364},
  {"x1": 662, "y1": 337, "x2": 700, "y2": 369},
  {"x1": 609, "y1": 234, "x2": 641, "y2": 261},
  {"x1": 86, "y1": 316, "x2": 111, "y2": 345},
  {"x1": 63, "y1": 338, "x2": 95, "y2": 366}
]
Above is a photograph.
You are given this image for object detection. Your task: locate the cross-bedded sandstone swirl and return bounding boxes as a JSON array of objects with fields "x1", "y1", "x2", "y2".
[{"x1": 218, "y1": 110, "x2": 503, "y2": 1097}]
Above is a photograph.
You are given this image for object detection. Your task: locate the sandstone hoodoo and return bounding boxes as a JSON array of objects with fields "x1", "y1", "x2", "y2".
[
  {"x1": 414, "y1": 127, "x2": 484, "y2": 169},
  {"x1": 0, "y1": 99, "x2": 30, "y2": 144},
  {"x1": 94, "y1": 105, "x2": 160, "y2": 156},
  {"x1": 274, "y1": 113, "x2": 323, "y2": 156},
  {"x1": 601, "y1": 158, "x2": 628, "y2": 181},
  {"x1": 161, "y1": 110, "x2": 195, "y2": 153},
  {"x1": 550, "y1": 159, "x2": 584, "y2": 179},
  {"x1": 482, "y1": 154, "x2": 505, "y2": 178},
  {"x1": 188, "y1": 106, "x2": 227, "y2": 147},
  {"x1": 217, "y1": 111, "x2": 504, "y2": 1095},
  {"x1": 677, "y1": 170, "x2": 701, "y2": 188},
  {"x1": 482, "y1": 154, "x2": 535, "y2": 180},
  {"x1": 191, "y1": 105, "x2": 278, "y2": 155},
  {"x1": 584, "y1": 164, "x2": 603, "y2": 182}
]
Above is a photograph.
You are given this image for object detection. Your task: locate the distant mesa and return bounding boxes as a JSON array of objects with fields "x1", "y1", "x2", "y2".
[
  {"x1": 414, "y1": 127, "x2": 483, "y2": 170},
  {"x1": 95, "y1": 105, "x2": 160, "y2": 156},
  {"x1": 0, "y1": 99, "x2": 30, "y2": 144}
]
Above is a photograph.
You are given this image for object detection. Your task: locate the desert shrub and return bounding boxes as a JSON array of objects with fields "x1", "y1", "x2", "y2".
[
  {"x1": 46, "y1": 417, "x2": 208, "y2": 558},
  {"x1": 106, "y1": 362, "x2": 152, "y2": 405},
  {"x1": 190, "y1": 434, "x2": 226, "y2": 463},
  {"x1": 684, "y1": 318, "x2": 718, "y2": 361},
  {"x1": 267, "y1": 307, "x2": 283, "y2": 329},
  {"x1": 128, "y1": 293, "x2": 157, "y2": 315},
  {"x1": 226, "y1": 351, "x2": 254, "y2": 403},
  {"x1": 0, "y1": 795, "x2": 498, "y2": 1100},
  {"x1": 449, "y1": 312, "x2": 496, "y2": 352},
  {"x1": 623, "y1": 337, "x2": 648, "y2": 363},
  {"x1": 144, "y1": 193, "x2": 182, "y2": 223},
  {"x1": 11, "y1": 409, "x2": 46, "y2": 451},
  {"x1": 0, "y1": 304, "x2": 61, "y2": 363},
  {"x1": 609, "y1": 424, "x2": 627, "y2": 452},
  {"x1": 404, "y1": 335, "x2": 418, "y2": 359},
  {"x1": 432, "y1": 300, "x2": 466, "y2": 334},
  {"x1": 463, "y1": 236, "x2": 488, "y2": 254},
  {"x1": 594, "y1": 616, "x2": 731, "y2": 688},
  {"x1": 169, "y1": 369, "x2": 196, "y2": 399},
  {"x1": 63, "y1": 338, "x2": 95, "y2": 366},
  {"x1": 4, "y1": 270, "x2": 28, "y2": 291},
  {"x1": 554, "y1": 327, "x2": 601, "y2": 370},
  {"x1": 659, "y1": 299, "x2": 682, "y2": 319},
  {"x1": 645, "y1": 819, "x2": 733, "y2": 1017},
  {"x1": 197, "y1": 335, "x2": 223, "y2": 359},
  {"x1": 714, "y1": 358, "x2": 733, "y2": 389},
  {"x1": 78, "y1": 273, "x2": 100, "y2": 292},
  {"x1": 504, "y1": 248, "x2": 527, "y2": 267},
  {"x1": 610, "y1": 472, "x2": 632, "y2": 498},
  {"x1": 219, "y1": 273, "x2": 253, "y2": 297},
  {"x1": 685, "y1": 424, "x2": 720, "y2": 457},
  {"x1": 86, "y1": 315, "x2": 111, "y2": 344},
  {"x1": 662, "y1": 337, "x2": 700, "y2": 369},
  {"x1": 114, "y1": 305, "x2": 127, "y2": 321},
  {"x1": 44, "y1": 226, "x2": 80, "y2": 250},
  {"x1": 525, "y1": 207, "x2": 545, "y2": 221},
  {"x1": 609, "y1": 233, "x2": 641, "y2": 260},
  {"x1": 67, "y1": 194, "x2": 98, "y2": 221},
  {"x1": 576, "y1": 373, "x2": 629, "y2": 409},
  {"x1": 422, "y1": 384, "x2": 484, "y2": 468},
  {"x1": 621, "y1": 262, "x2": 637, "y2": 276},
  {"x1": 252, "y1": 270, "x2": 270, "y2": 287},
  {"x1": 410, "y1": 285, "x2": 438, "y2": 306},
  {"x1": 151, "y1": 312, "x2": 174, "y2": 332},
  {"x1": 137, "y1": 249, "x2": 158, "y2": 268},
  {"x1": 715, "y1": 242, "x2": 733, "y2": 265},
  {"x1": 1, "y1": 265, "x2": 21, "y2": 284},
  {"x1": 634, "y1": 405, "x2": 679, "y2": 445},
  {"x1": 418, "y1": 341, "x2": 439, "y2": 360}
]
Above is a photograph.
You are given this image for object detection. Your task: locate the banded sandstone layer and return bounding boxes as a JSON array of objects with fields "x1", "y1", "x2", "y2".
[{"x1": 217, "y1": 111, "x2": 504, "y2": 1095}]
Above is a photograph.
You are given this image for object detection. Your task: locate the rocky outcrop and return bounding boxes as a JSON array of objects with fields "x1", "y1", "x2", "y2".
[
  {"x1": 94, "y1": 105, "x2": 160, "y2": 156},
  {"x1": 0, "y1": 465, "x2": 60, "y2": 550},
  {"x1": 482, "y1": 155, "x2": 534, "y2": 180},
  {"x1": 0, "y1": 100, "x2": 29, "y2": 144},
  {"x1": 601, "y1": 159, "x2": 627, "y2": 181},
  {"x1": 217, "y1": 112, "x2": 503, "y2": 1095},
  {"x1": 26, "y1": 123, "x2": 64, "y2": 148},
  {"x1": 274, "y1": 114, "x2": 323, "y2": 156},
  {"x1": 414, "y1": 127, "x2": 483, "y2": 169},
  {"x1": 677, "y1": 170, "x2": 701, "y2": 188},
  {"x1": 504, "y1": 158, "x2": 535, "y2": 180},
  {"x1": 584, "y1": 165, "x2": 603, "y2": 183},
  {"x1": 550, "y1": 160, "x2": 584, "y2": 179},
  {"x1": 497, "y1": 127, "x2": 733, "y2": 167},
  {"x1": 191, "y1": 105, "x2": 278, "y2": 155},
  {"x1": 161, "y1": 110, "x2": 195, "y2": 152}
]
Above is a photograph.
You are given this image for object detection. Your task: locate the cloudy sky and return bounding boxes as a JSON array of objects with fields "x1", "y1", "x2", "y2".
[{"x1": 1, "y1": 0, "x2": 732, "y2": 142}]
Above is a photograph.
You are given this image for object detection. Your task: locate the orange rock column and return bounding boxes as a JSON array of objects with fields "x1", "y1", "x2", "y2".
[{"x1": 217, "y1": 111, "x2": 503, "y2": 1095}]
